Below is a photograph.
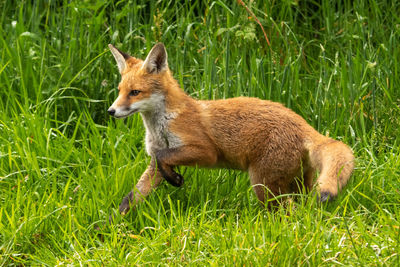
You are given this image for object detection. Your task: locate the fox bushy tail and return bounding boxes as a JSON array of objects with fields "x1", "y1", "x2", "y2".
[{"x1": 309, "y1": 139, "x2": 354, "y2": 202}]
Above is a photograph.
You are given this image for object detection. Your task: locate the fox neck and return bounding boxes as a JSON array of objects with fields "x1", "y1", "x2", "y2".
[
  {"x1": 140, "y1": 93, "x2": 168, "y2": 135},
  {"x1": 140, "y1": 93, "x2": 181, "y2": 156},
  {"x1": 160, "y1": 75, "x2": 192, "y2": 109}
]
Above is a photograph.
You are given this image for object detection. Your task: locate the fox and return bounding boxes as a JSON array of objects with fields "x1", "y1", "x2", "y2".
[{"x1": 107, "y1": 42, "x2": 354, "y2": 215}]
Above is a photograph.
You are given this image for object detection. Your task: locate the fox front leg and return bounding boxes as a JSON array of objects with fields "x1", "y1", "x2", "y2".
[
  {"x1": 155, "y1": 150, "x2": 184, "y2": 187},
  {"x1": 155, "y1": 145, "x2": 218, "y2": 187},
  {"x1": 118, "y1": 159, "x2": 163, "y2": 215}
]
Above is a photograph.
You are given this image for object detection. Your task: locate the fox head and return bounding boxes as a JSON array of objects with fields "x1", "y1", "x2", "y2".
[{"x1": 107, "y1": 43, "x2": 170, "y2": 118}]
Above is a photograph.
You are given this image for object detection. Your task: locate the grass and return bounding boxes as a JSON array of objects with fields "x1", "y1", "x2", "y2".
[{"x1": 0, "y1": 0, "x2": 399, "y2": 265}]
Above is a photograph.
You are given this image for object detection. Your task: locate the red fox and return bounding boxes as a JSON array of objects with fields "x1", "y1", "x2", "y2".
[{"x1": 107, "y1": 43, "x2": 354, "y2": 215}]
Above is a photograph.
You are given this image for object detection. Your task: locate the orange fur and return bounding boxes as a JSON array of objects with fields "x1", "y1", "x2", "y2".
[{"x1": 107, "y1": 43, "x2": 354, "y2": 214}]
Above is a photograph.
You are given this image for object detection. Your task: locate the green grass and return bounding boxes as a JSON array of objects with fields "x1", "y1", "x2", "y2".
[{"x1": 1, "y1": 0, "x2": 399, "y2": 265}]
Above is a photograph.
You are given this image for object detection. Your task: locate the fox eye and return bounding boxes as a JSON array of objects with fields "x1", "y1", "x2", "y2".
[{"x1": 129, "y1": 90, "x2": 141, "y2": 96}]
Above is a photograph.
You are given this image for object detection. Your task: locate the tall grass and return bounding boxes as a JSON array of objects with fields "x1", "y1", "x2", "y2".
[{"x1": 0, "y1": 0, "x2": 399, "y2": 265}]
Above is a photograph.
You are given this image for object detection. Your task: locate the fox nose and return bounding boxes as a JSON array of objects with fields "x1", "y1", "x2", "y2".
[{"x1": 108, "y1": 108, "x2": 116, "y2": 116}]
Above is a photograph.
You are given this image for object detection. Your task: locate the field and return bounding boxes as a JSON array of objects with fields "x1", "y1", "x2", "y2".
[{"x1": 1, "y1": 0, "x2": 399, "y2": 265}]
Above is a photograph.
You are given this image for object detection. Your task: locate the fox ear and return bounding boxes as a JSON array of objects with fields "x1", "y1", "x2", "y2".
[
  {"x1": 142, "y1": 43, "x2": 168, "y2": 74},
  {"x1": 108, "y1": 44, "x2": 131, "y2": 73}
]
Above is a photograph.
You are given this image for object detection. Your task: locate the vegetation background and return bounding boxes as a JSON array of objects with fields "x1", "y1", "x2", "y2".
[{"x1": 0, "y1": 0, "x2": 399, "y2": 265}]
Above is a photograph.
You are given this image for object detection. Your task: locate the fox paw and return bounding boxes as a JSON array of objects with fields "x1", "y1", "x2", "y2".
[
  {"x1": 318, "y1": 191, "x2": 334, "y2": 202},
  {"x1": 165, "y1": 172, "x2": 184, "y2": 187}
]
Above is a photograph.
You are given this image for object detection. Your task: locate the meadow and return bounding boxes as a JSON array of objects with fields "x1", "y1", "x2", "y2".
[{"x1": 0, "y1": 0, "x2": 399, "y2": 265}]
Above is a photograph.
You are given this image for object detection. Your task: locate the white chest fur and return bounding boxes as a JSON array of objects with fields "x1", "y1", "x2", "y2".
[{"x1": 140, "y1": 98, "x2": 181, "y2": 156}]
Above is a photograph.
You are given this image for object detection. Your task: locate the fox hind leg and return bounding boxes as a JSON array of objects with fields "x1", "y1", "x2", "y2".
[
  {"x1": 248, "y1": 167, "x2": 290, "y2": 208},
  {"x1": 303, "y1": 167, "x2": 316, "y2": 192}
]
